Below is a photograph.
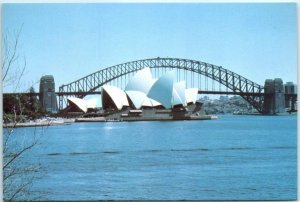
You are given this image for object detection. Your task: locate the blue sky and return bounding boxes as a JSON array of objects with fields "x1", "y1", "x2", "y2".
[{"x1": 2, "y1": 3, "x2": 297, "y2": 92}]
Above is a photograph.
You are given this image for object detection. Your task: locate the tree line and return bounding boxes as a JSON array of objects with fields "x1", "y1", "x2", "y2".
[{"x1": 3, "y1": 87, "x2": 47, "y2": 123}]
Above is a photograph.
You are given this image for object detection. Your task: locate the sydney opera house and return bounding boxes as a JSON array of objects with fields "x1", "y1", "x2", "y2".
[{"x1": 67, "y1": 68, "x2": 211, "y2": 121}]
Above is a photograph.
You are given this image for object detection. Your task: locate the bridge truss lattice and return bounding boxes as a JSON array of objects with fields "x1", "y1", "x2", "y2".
[{"x1": 59, "y1": 57, "x2": 265, "y2": 112}]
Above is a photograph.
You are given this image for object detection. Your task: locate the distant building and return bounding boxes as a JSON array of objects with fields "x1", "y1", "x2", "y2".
[
  {"x1": 202, "y1": 96, "x2": 210, "y2": 101},
  {"x1": 39, "y1": 75, "x2": 58, "y2": 113},
  {"x1": 219, "y1": 95, "x2": 229, "y2": 102}
]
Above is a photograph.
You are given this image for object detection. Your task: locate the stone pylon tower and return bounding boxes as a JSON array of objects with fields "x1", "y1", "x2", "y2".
[
  {"x1": 263, "y1": 78, "x2": 285, "y2": 114},
  {"x1": 39, "y1": 75, "x2": 58, "y2": 113}
]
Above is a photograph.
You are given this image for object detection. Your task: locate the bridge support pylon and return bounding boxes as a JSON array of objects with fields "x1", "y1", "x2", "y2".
[
  {"x1": 39, "y1": 75, "x2": 58, "y2": 113},
  {"x1": 263, "y1": 78, "x2": 285, "y2": 114}
]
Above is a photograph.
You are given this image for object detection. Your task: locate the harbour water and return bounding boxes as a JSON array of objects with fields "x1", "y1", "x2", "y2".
[{"x1": 7, "y1": 115, "x2": 297, "y2": 200}]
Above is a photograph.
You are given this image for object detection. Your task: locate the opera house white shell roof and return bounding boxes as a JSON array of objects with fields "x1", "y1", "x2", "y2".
[
  {"x1": 68, "y1": 97, "x2": 88, "y2": 112},
  {"x1": 173, "y1": 81, "x2": 187, "y2": 106},
  {"x1": 147, "y1": 70, "x2": 175, "y2": 109},
  {"x1": 68, "y1": 68, "x2": 199, "y2": 111},
  {"x1": 86, "y1": 97, "x2": 101, "y2": 109},
  {"x1": 67, "y1": 97, "x2": 101, "y2": 113},
  {"x1": 126, "y1": 90, "x2": 148, "y2": 109},
  {"x1": 185, "y1": 88, "x2": 198, "y2": 104},
  {"x1": 125, "y1": 67, "x2": 155, "y2": 94},
  {"x1": 102, "y1": 85, "x2": 129, "y2": 110}
]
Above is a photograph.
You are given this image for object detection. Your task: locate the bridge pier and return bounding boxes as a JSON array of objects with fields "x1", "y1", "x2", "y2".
[
  {"x1": 39, "y1": 75, "x2": 58, "y2": 113},
  {"x1": 290, "y1": 96, "x2": 297, "y2": 111},
  {"x1": 284, "y1": 82, "x2": 297, "y2": 112},
  {"x1": 263, "y1": 78, "x2": 285, "y2": 114}
]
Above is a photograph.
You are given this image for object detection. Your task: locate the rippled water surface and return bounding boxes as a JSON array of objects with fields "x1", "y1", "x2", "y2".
[{"x1": 11, "y1": 115, "x2": 297, "y2": 200}]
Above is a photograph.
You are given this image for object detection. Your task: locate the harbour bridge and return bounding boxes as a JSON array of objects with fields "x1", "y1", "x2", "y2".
[
  {"x1": 4, "y1": 57, "x2": 297, "y2": 114},
  {"x1": 57, "y1": 57, "x2": 296, "y2": 114}
]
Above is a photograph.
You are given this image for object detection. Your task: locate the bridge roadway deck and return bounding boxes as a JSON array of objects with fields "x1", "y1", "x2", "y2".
[{"x1": 3, "y1": 91, "x2": 297, "y2": 97}]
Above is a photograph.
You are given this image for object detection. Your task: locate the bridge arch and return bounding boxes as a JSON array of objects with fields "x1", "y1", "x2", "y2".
[{"x1": 59, "y1": 57, "x2": 265, "y2": 112}]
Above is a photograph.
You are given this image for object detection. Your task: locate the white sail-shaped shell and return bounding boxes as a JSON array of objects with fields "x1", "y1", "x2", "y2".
[
  {"x1": 84, "y1": 95, "x2": 102, "y2": 108},
  {"x1": 172, "y1": 89, "x2": 183, "y2": 106},
  {"x1": 147, "y1": 70, "x2": 175, "y2": 109},
  {"x1": 86, "y1": 97, "x2": 100, "y2": 109},
  {"x1": 141, "y1": 97, "x2": 162, "y2": 107},
  {"x1": 150, "y1": 98, "x2": 162, "y2": 107},
  {"x1": 185, "y1": 88, "x2": 198, "y2": 104},
  {"x1": 125, "y1": 67, "x2": 154, "y2": 94},
  {"x1": 102, "y1": 85, "x2": 129, "y2": 110},
  {"x1": 126, "y1": 90, "x2": 147, "y2": 109},
  {"x1": 67, "y1": 97, "x2": 88, "y2": 113},
  {"x1": 173, "y1": 81, "x2": 187, "y2": 106},
  {"x1": 141, "y1": 97, "x2": 153, "y2": 107}
]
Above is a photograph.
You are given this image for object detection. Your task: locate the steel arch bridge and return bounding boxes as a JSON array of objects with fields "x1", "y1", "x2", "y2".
[{"x1": 59, "y1": 57, "x2": 265, "y2": 112}]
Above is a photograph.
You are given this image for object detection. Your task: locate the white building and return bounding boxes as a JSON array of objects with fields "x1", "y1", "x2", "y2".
[{"x1": 67, "y1": 67, "x2": 199, "y2": 112}]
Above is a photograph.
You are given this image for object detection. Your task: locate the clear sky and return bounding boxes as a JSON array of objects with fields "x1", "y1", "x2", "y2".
[{"x1": 2, "y1": 3, "x2": 297, "y2": 93}]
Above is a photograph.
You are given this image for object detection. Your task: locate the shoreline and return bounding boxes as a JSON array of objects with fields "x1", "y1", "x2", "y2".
[
  {"x1": 3, "y1": 118, "x2": 74, "y2": 128},
  {"x1": 3, "y1": 111, "x2": 297, "y2": 128},
  {"x1": 3, "y1": 115, "x2": 218, "y2": 128}
]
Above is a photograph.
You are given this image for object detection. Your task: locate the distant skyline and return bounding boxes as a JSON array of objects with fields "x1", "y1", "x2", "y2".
[{"x1": 2, "y1": 3, "x2": 297, "y2": 92}]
